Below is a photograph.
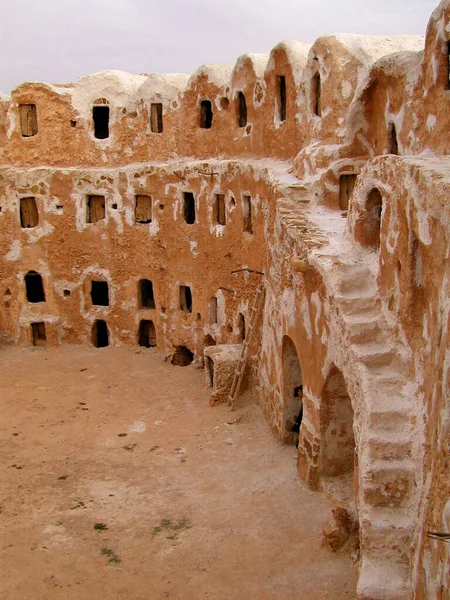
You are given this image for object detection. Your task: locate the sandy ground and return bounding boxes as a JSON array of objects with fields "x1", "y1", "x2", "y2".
[{"x1": 0, "y1": 346, "x2": 357, "y2": 600}]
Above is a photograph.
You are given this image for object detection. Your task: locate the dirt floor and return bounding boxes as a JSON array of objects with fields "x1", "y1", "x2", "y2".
[{"x1": 0, "y1": 346, "x2": 357, "y2": 600}]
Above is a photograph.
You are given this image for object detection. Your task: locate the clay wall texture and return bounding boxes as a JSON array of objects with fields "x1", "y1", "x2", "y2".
[{"x1": 1, "y1": 2, "x2": 450, "y2": 599}]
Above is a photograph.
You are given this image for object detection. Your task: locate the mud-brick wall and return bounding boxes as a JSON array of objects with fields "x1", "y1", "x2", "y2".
[{"x1": 0, "y1": 162, "x2": 277, "y2": 360}]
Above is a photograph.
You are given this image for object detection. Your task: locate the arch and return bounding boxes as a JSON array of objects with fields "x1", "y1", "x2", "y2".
[
  {"x1": 92, "y1": 319, "x2": 109, "y2": 348},
  {"x1": 355, "y1": 187, "x2": 383, "y2": 249},
  {"x1": 25, "y1": 271, "x2": 45, "y2": 303},
  {"x1": 282, "y1": 335, "x2": 303, "y2": 444},
  {"x1": 320, "y1": 365, "x2": 355, "y2": 477}
]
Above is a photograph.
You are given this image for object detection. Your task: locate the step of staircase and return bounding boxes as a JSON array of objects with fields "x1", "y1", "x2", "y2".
[
  {"x1": 357, "y1": 558, "x2": 412, "y2": 600},
  {"x1": 362, "y1": 461, "x2": 415, "y2": 509},
  {"x1": 367, "y1": 431, "x2": 413, "y2": 461}
]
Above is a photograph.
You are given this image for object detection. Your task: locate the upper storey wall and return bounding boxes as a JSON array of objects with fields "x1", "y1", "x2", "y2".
[{"x1": 2, "y1": 3, "x2": 450, "y2": 169}]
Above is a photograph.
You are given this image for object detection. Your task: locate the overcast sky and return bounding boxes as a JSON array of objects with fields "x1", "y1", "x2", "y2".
[{"x1": 0, "y1": 0, "x2": 437, "y2": 93}]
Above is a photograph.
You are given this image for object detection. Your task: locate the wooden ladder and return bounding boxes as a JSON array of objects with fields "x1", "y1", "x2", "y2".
[{"x1": 227, "y1": 283, "x2": 265, "y2": 410}]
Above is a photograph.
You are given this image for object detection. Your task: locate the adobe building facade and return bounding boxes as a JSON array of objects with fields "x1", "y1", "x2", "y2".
[{"x1": 1, "y1": 1, "x2": 449, "y2": 598}]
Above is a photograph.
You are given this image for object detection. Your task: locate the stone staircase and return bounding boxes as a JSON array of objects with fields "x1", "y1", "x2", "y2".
[
  {"x1": 275, "y1": 196, "x2": 419, "y2": 599},
  {"x1": 332, "y1": 263, "x2": 417, "y2": 600}
]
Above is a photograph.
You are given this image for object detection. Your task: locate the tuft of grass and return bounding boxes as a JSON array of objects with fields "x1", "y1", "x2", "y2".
[
  {"x1": 149, "y1": 445, "x2": 159, "y2": 452},
  {"x1": 122, "y1": 444, "x2": 137, "y2": 452},
  {"x1": 94, "y1": 522, "x2": 108, "y2": 531},
  {"x1": 57, "y1": 475, "x2": 68, "y2": 480},
  {"x1": 101, "y1": 547, "x2": 120, "y2": 564},
  {"x1": 117, "y1": 433, "x2": 127, "y2": 438},
  {"x1": 152, "y1": 518, "x2": 191, "y2": 536}
]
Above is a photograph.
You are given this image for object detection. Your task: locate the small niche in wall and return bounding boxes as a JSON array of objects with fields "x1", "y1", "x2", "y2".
[
  {"x1": 312, "y1": 72, "x2": 322, "y2": 117},
  {"x1": 242, "y1": 194, "x2": 253, "y2": 234},
  {"x1": 87, "y1": 195, "x2": 105, "y2": 223},
  {"x1": 93, "y1": 105, "x2": 109, "y2": 139},
  {"x1": 135, "y1": 195, "x2": 152, "y2": 223},
  {"x1": 389, "y1": 123, "x2": 399, "y2": 155},
  {"x1": 19, "y1": 104, "x2": 38, "y2": 137},
  {"x1": 200, "y1": 100, "x2": 213, "y2": 129},
  {"x1": 138, "y1": 319, "x2": 156, "y2": 348},
  {"x1": 180, "y1": 285, "x2": 193, "y2": 313},
  {"x1": 92, "y1": 319, "x2": 109, "y2": 348},
  {"x1": 237, "y1": 92, "x2": 247, "y2": 127},
  {"x1": 210, "y1": 297, "x2": 218, "y2": 324},
  {"x1": 31, "y1": 322, "x2": 46, "y2": 346},
  {"x1": 278, "y1": 76, "x2": 287, "y2": 121},
  {"x1": 150, "y1": 103, "x2": 163, "y2": 133},
  {"x1": 339, "y1": 174, "x2": 357, "y2": 211},
  {"x1": 214, "y1": 194, "x2": 226, "y2": 225},
  {"x1": 183, "y1": 192, "x2": 196, "y2": 224},
  {"x1": 20, "y1": 197, "x2": 39, "y2": 228},
  {"x1": 139, "y1": 279, "x2": 155, "y2": 309},
  {"x1": 91, "y1": 280, "x2": 109, "y2": 306},
  {"x1": 25, "y1": 271, "x2": 45, "y2": 303}
]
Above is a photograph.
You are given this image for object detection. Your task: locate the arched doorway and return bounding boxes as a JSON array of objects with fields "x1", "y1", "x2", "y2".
[
  {"x1": 320, "y1": 366, "x2": 355, "y2": 477},
  {"x1": 282, "y1": 336, "x2": 303, "y2": 444}
]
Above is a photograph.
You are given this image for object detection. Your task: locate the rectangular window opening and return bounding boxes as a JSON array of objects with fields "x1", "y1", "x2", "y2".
[
  {"x1": 447, "y1": 41, "x2": 450, "y2": 89},
  {"x1": 242, "y1": 194, "x2": 253, "y2": 234},
  {"x1": 278, "y1": 76, "x2": 287, "y2": 121},
  {"x1": 91, "y1": 280, "x2": 109, "y2": 306},
  {"x1": 214, "y1": 194, "x2": 226, "y2": 225},
  {"x1": 31, "y1": 322, "x2": 46, "y2": 346},
  {"x1": 139, "y1": 279, "x2": 155, "y2": 309},
  {"x1": 19, "y1": 104, "x2": 38, "y2": 137},
  {"x1": 93, "y1": 105, "x2": 109, "y2": 139},
  {"x1": 135, "y1": 195, "x2": 152, "y2": 224},
  {"x1": 180, "y1": 285, "x2": 193, "y2": 313},
  {"x1": 200, "y1": 100, "x2": 213, "y2": 129},
  {"x1": 389, "y1": 123, "x2": 399, "y2": 155},
  {"x1": 183, "y1": 192, "x2": 196, "y2": 224},
  {"x1": 150, "y1": 103, "x2": 163, "y2": 133},
  {"x1": 87, "y1": 195, "x2": 106, "y2": 223},
  {"x1": 20, "y1": 197, "x2": 39, "y2": 228},
  {"x1": 339, "y1": 174, "x2": 357, "y2": 211}
]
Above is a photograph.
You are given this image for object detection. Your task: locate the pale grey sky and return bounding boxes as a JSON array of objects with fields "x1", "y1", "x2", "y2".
[{"x1": 0, "y1": 0, "x2": 438, "y2": 93}]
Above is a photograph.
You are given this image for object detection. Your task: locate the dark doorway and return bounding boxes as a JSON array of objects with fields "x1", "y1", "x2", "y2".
[
  {"x1": 339, "y1": 174, "x2": 357, "y2": 211},
  {"x1": 200, "y1": 100, "x2": 213, "y2": 128},
  {"x1": 93, "y1": 106, "x2": 109, "y2": 139},
  {"x1": 183, "y1": 192, "x2": 196, "y2": 224},
  {"x1": 92, "y1": 319, "x2": 109, "y2": 348},
  {"x1": 25, "y1": 271, "x2": 45, "y2": 303},
  {"x1": 282, "y1": 335, "x2": 303, "y2": 444},
  {"x1": 210, "y1": 297, "x2": 218, "y2": 324},
  {"x1": 91, "y1": 281, "x2": 109, "y2": 306},
  {"x1": 214, "y1": 194, "x2": 226, "y2": 225},
  {"x1": 237, "y1": 92, "x2": 247, "y2": 127},
  {"x1": 171, "y1": 345, "x2": 194, "y2": 366},
  {"x1": 139, "y1": 279, "x2": 155, "y2": 309},
  {"x1": 31, "y1": 322, "x2": 46, "y2": 346},
  {"x1": 138, "y1": 320, "x2": 156, "y2": 348},
  {"x1": 180, "y1": 285, "x2": 193, "y2": 313}
]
